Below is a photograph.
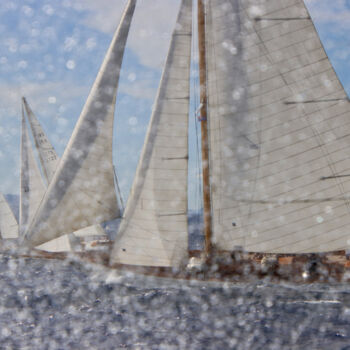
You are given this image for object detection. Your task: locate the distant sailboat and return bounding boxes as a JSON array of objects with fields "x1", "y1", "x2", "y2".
[
  {"x1": 22, "y1": 98, "x2": 108, "y2": 252},
  {"x1": 20, "y1": 103, "x2": 72, "y2": 252},
  {"x1": 22, "y1": 0, "x2": 136, "y2": 247}
]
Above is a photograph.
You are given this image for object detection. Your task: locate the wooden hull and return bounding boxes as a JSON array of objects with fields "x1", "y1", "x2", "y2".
[
  {"x1": 107, "y1": 250, "x2": 350, "y2": 284},
  {"x1": 5, "y1": 247, "x2": 350, "y2": 284}
]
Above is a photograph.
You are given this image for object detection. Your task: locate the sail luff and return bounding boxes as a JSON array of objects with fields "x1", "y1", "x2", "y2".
[
  {"x1": 110, "y1": 0, "x2": 193, "y2": 267},
  {"x1": 22, "y1": 97, "x2": 59, "y2": 184},
  {"x1": 23, "y1": 0, "x2": 136, "y2": 247},
  {"x1": 206, "y1": 0, "x2": 350, "y2": 253}
]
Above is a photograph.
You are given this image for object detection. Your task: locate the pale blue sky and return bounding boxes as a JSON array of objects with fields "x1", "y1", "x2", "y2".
[{"x1": 0, "y1": 0, "x2": 349, "y2": 210}]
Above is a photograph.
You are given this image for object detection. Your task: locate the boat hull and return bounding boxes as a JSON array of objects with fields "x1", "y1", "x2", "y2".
[{"x1": 3, "y1": 246, "x2": 350, "y2": 283}]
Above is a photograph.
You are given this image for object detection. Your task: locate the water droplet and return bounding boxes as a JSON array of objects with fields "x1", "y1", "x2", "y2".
[
  {"x1": 316, "y1": 216, "x2": 324, "y2": 223},
  {"x1": 66, "y1": 60, "x2": 75, "y2": 70}
]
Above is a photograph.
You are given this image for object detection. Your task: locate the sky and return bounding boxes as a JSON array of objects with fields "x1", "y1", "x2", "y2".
[{"x1": 0, "y1": 0, "x2": 350, "y2": 210}]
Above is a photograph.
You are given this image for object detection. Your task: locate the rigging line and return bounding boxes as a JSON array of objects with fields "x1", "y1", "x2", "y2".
[
  {"x1": 113, "y1": 165, "x2": 125, "y2": 212},
  {"x1": 191, "y1": 1, "x2": 202, "y2": 221}
]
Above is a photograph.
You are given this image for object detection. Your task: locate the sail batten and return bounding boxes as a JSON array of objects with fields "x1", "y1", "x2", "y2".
[
  {"x1": 206, "y1": 0, "x2": 350, "y2": 253},
  {"x1": 110, "y1": 0, "x2": 192, "y2": 268},
  {"x1": 23, "y1": 0, "x2": 136, "y2": 247}
]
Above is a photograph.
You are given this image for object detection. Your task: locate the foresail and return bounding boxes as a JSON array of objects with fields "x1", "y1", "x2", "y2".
[
  {"x1": 0, "y1": 193, "x2": 18, "y2": 239},
  {"x1": 110, "y1": 0, "x2": 192, "y2": 267},
  {"x1": 36, "y1": 234, "x2": 72, "y2": 252},
  {"x1": 23, "y1": 0, "x2": 136, "y2": 247},
  {"x1": 22, "y1": 97, "x2": 59, "y2": 184},
  {"x1": 20, "y1": 109, "x2": 46, "y2": 237},
  {"x1": 23, "y1": 98, "x2": 106, "y2": 252},
  {"x1": 206, "y1": 0, "x2": 350, "y2": 253}
]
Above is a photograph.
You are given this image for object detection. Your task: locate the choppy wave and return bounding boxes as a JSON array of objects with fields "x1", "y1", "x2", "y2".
[{"x1": 0, "y1": 255, "x2": 350, "y2": 349}]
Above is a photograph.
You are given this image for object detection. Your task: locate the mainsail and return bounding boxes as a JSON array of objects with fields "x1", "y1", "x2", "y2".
[
  {"x1": 23, "y1": 0, "x2": 136, "y2": 247},
  {"x1": 206, "y1": 0, "x2": 350, "y2": 253},
  {"x1": 20, "y1": 108, "x2": 46, "y2": 237},
  {"x1": 0, "y1": 193, "x2": 18, "y2": 239},
  {"x1": 110, "y1": 0, "x2": 193, "y2": 267}
]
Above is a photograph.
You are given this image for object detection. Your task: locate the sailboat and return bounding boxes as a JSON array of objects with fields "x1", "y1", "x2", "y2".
[
  {"x1": 21, "y1": 98, "x2": 110, "y2": 253},
  {"x1": 20, "y1": 101, "x2": 73, "y2": 252},
  {"x1": 21, "y1": 0, "x2": 135, "y2": 252},
  {"x1": 16, "y1": 0, "x2": 350, "y2": 282}
]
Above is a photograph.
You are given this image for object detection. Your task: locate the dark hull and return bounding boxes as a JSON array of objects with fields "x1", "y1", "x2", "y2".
[
  {"x1": 8, "y1": 247, "x2": 350, "y2": 284},
  {"x1": 107, "y1": 250, "x2": 350, "y2": 283}
]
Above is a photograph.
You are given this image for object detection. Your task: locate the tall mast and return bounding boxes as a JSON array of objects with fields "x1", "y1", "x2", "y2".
[{"x1": 198, "y1": 0, "x2": 212, "y2": 258}]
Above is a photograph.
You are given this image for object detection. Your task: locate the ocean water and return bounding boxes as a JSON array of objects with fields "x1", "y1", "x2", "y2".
[{"x1": 0, "y1": 255, "x2": 350, "y2": 349}]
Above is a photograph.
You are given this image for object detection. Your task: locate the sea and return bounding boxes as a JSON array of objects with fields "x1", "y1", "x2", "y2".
[{"x1": 0, "y1": 254, "x2": 350, "y2": 349}]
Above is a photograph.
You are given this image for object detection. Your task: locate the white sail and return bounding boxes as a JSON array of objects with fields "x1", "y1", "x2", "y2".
[
  {"x1": 22, "y1": 97, "x2": 59, "y2": 184},
  {"x1": 22, "y1": 98, "x2": 72, "y2": 252},
  {"x1": 0, "y1": 193, "x2": 18, "y2": 239},
  {"x1": 72, "y1": 224, "x2": 106, "y2": 238},
  {"x1": 206, "y1": 0, "x2": 350, "y2": 253},
  {"x1": 36, "y1": 235, "x2": 71, "y2": 252},
  {"x1": 23, "y1": 98, "x2": 107, "y2": 252},
  {"x1": 23, "y1": 0, "x2": 136, "y2": 247},
  {"x1": 20, "y1": 109, "x2": 46, "y2": 237},
  {"x1": 110, "y1": 0, "x2": 192, "y2": 267}
]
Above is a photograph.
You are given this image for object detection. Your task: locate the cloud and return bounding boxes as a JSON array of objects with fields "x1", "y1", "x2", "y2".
[
  {"x1": 0, "y1": 81, "x2": 89, "y2": 119},
  {"x1": 119, "y1": 79, "x2": 157, "y2": 100},
  {"x1": 76, "y1": 0, "x2": 181, "y2": 69},
  {"x1": 305, "y1": 0, "x2": 350, "y2": 30}
]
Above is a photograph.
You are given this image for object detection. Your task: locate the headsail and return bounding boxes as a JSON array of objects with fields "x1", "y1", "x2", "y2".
[
  {"x1": 23, "y1": 98, "x2": 106, "y2": 252},
  {"x1": 0, "y1": 193, "x2": 18, "y2": 239},
  {"x1": 206, "y1": 0, "x2": 350, "y2": 253},
  {"x1": 22, "y1": 97, "x2": 59, "y2": 184},
  {"x1": 110, "y1": 0, "x2": 192, "y2": 267},
  {"x1": 23, "y1": 0, "x2": 136, "y2": 247},
  {"x1": 20, "y1": 108, "x2": 46, "y2": 237}
]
